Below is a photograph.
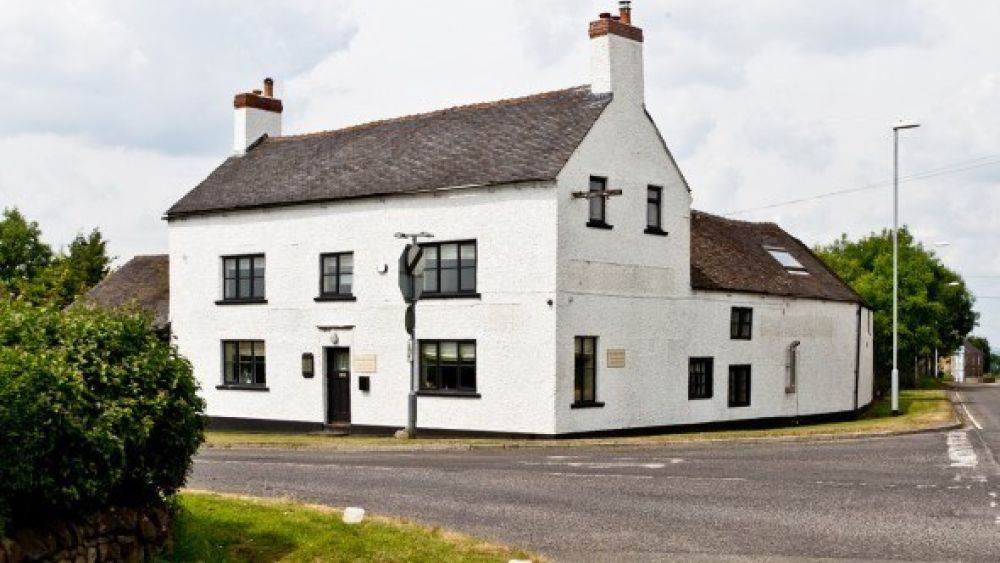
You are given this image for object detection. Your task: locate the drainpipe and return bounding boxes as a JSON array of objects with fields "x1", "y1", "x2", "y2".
[
  {"x1": 786, "y1": 340, "x2": 801, "y2": 394},
  {"x1": 853, "y1": 305, "x2": 862, "y2": 411}
]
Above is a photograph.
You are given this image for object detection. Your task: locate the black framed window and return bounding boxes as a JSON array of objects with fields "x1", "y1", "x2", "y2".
[
  {"x1": 731, "y1": 307, "x2": 753, "y2": 340},
  {"x1": 574, "y1": 336, "x2": 600, "y2": 405},
  {"x1": 729, "y1": 364, "x2": 751, "y2": 407},
  {"x1": 587, "y1": 176, "x2": 610, "y2": 228},
  {"x1": 222, "y1": 340, "x2": 266, "y2": 387},
  {"x1": 422, "y1": 241, "x2": 477, "y2": 296},
  {"x1": 222, "y1": 254, "x2": 265, "y2": 301},
  {"x1": 319, "y1": 252, "x2": 354, "y2": 297},
  {"x1": 420, "y1": 340, "x2": 476, "y2": 394},
  {"x1": 645, "y1": 186, "x2": 664, "y2": 234},
  {"x1": 688, "y1": 357, "x2": 713, "y2": 400}
]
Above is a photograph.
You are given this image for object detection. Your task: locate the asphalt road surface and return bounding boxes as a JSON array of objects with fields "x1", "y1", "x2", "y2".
[{"x1": 191, "y1": 385, "x2": 1000, "y2": 562}]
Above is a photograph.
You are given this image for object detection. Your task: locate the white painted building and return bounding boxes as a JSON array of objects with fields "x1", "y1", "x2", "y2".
[{"x1": 165, "y1": 4, "x2": 874, "y2": 436}]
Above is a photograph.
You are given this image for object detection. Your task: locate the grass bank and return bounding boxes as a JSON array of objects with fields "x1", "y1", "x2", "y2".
[
  {"x1": 165, "y1": 491, "x2": 539, "y2": 562},
  {"x1": 203, "y1": 388, "x2": 956, "y2": 450}
]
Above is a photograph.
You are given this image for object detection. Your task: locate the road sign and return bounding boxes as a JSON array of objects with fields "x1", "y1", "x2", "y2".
[
  {"x1": 406, "y1": 244, "x2": 424, "y2": 276},
  {"x1": 398, "y1": 246, "x2": 424, "y2": 303}
]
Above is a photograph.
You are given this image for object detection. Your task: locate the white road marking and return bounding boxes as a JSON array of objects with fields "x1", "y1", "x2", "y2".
[
  {"x1": 947, "y1": 431, "x2": 979, "y2": 468},
  {"x1": 548, "y1": 472, "x2": 652, "y2": 480}
]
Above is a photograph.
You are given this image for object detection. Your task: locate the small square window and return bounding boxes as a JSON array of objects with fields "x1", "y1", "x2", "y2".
[
  {"x1": 766, "y1": 247, "x2": 807, "y2": 272},
  {"x1": 731, "y1": 307, "x2": 753, "y2": 340},
  {"x1": 320, "y1": 252, "x2": 355, "y2": 297},
  {"x1": 222, "y1": 254, "x2": 265, "y2": 301},
  {"x1": 688, "y1": 358, "x2": 713, "y2": 400}
]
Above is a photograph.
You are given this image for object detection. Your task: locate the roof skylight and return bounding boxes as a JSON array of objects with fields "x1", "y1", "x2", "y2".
[{"x1": 765, "y1": 247, "x2": 807, "y2": 272}]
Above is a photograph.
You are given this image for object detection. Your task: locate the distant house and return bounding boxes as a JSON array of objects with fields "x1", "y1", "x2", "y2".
[
  {"x1": 158, "y1": 4, "x2": 874, "y2": 436},
  {"x1": 946, "y1": 340, "x2": 984, "y2": 383},
  {"x1": 83, "y1": 255, "x2": 170, "y2": 335}
]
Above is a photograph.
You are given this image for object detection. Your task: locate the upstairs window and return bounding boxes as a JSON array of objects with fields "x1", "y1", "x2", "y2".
[
  {"x1": 645, "y1": 186, "x2": 666, "y2": 235},
  {"x1": 766, "y1": 247, "x2": 807, "y2": 273},
  {"x1": 420, "y1": 340, "x2": 477, "y2": 394},
  {"x1": 319, "y1": 252, "x2": 354, "y2": 298},
  {"x1": 688, "y1": 357, "x2": 713, "y2": 400},
  {"x1": 222, "y1": 254, "x2": 265, "y2": 302},
  {"x1": 731, "y1": 307, "x2": 753, "y2": 340},
  {"x1": 588, "y1": 176, "x2": 611, "y2": 228},
  {"x1": 222, "y1": 340, "x2": 266, "y2": 387},
  {"x1": 422, "y1": 241, "x2": 477, "y2": 296},
  {"x1": 729, "y1": 364, "x2": 751, "y2": 407}
]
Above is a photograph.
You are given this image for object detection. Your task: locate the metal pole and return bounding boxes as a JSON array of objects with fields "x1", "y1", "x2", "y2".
[
  {"x1": 891, "y1": 127, "x2": 900, "y2": 415},
  {"x1": 406, "y1": 235, "x2": 419, "y2": 437}
]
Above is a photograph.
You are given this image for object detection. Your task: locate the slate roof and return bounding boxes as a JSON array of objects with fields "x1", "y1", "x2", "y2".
[
  {"x1": 83, "y1": 255, "x2": 170, "y2": 328},
  {"x1": 166, "y1": 86, "x2": 613, "y2": 218},
  {"x1": 690, "y1": 211, "x2": 864, "y2": 304}
]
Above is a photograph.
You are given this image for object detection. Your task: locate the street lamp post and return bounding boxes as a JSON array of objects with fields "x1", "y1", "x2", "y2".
[{"x1": 891, "y1": 120, "x2": 920, "y2": 416}]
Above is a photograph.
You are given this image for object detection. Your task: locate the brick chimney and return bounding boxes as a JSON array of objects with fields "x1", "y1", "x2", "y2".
[
  {"x1": 233, "y1": 77, "x2": 282, "y2": 156},
  {"x1": 590, "y1": 1, "x2": 644, "y2": 105}
]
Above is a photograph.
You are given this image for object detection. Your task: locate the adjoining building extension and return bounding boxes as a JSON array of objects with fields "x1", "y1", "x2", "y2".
[{"x1": 163, "y1": 3, "x2": 874, "y2": 436}]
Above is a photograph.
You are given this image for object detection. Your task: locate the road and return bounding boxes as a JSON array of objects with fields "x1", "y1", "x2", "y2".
[{"x1": 191, "y1": 385, "x2": 1000, "y2": 562}]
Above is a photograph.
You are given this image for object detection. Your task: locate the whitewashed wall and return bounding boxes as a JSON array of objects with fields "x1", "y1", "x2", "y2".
[{"x1": 169, "y1": 182, "x2": 560, "y2": 434}]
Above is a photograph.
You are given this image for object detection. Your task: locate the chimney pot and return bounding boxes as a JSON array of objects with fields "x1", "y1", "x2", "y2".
[
  {"x1": 263, "y1": 77, "x2": 274, "y2": 98},
  {"x1": 252, "y1": 89, "x2": 262, "y2": 95},
  {"x1": 599, "y1": 12, "x2": 612, "y2": 19},
  {"x1": 619, "y1": 0, "x2": 632, "y2": 25}
]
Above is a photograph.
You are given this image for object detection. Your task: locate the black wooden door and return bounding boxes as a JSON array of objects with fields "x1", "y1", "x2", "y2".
[{"x1": 326, "y1": 348, "x2": 351, "y2": 424}]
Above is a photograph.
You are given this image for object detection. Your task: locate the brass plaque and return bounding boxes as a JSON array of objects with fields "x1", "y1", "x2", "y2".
[
  {"x1": 353, "y1": 354, "x2": 377, "y2": 374},
  {"x1": 607, "y1": 348, "x2": 626, "y2": 368}
]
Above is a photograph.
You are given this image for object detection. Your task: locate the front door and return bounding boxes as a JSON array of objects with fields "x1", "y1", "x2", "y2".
[{"x1": 326, "y1": 348, "x2": 351, "y2": 424}]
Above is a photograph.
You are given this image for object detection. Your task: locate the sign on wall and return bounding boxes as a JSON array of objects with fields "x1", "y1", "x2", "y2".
[
  {"x1": 354, "y1": 354, "x2": 377, "y2": 374},
  {"x1": 607, "y1": 348, "x2": 626, "y2": 368}
]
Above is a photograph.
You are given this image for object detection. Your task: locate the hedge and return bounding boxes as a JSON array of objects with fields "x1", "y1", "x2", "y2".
[{"x1": 0, "y1": 298, "x2": 205, "y2": 532}]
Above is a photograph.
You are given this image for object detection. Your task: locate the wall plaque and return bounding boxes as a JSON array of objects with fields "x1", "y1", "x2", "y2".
[
  {"x1": 353, "y1": 353, "x2": 377, "y2": 374},
  {"x1": 607, "y1": 348, "x2": 626, "y2": 368}
]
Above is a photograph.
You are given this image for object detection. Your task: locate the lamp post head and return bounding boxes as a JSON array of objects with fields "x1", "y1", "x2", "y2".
[{"x1": 893, "y1": 120, "x2": 921, "y2": 131}]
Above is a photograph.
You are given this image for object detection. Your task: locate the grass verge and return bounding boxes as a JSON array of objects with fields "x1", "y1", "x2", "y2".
[
  {"x1": 203, "y1": 389, "x2": 956, "y2": 450},
  {"x1": 165, "y1": 491, "x2": 539, "y2": 563}
]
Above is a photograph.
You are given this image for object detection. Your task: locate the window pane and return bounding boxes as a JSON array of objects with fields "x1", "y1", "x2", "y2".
[
  {"x1": 441, "y1": 268, "x2": 459, "y2": 293},
  {"x1": 424, "y1": 247, "x2": 438, "y2": 269},
  {"x1": 460, "y1": 267, "x2": 476, "y2": 292},
  {"x1": 252, "y1": 277, "x2": 265, "y2": 298},
  {"x1": 323, "y1": 256, "x2": 338, "y2": 275},
  {"x1": 335, "y1": 351, "x2": 349, "y2": 371},
  {"x1": 440, "y1": 244, "x2": 459, "y2": 268},
  {"x1": 589, "y1": 196, "x2": 604, "y2": 221},
  {"x1": 255, "y1": 359, "x2": 266, "y2": 384},
  {"x1": 583, "y1": 337, "x2": 594, "y2": 355},
  {"x1": 254, "y1": 341, "x2": 265, "y2": 360},
  {"x1": 340, "y1": 254, "x2": 353, "y2": 274},
  {"x1": 647, "y1": 202, "x2": 659, "y2": 227},
  {"x1": 253, "y1": 256, "x2": 265, "y2": 277},
  {"x1": 239, "y1": 257, "x2": 251, "y2": 278},
  {"x1": 238, "y1": 278, "x2": 251, "y2": 298},
  {"x1": 224, "y1": 279, "x2": 236, "y2": 299},
  {"x1": 323, "y1": 274, "x2": 337, "y2": 294},
  {"x1": 583, "y1": 368, "x2": 595, "y2": 401},
  {"x1": 460, "y1": 244, "x2": 476, "y2": 262},
  {"x1": 439, "y1": 342, "x2": 458, "y2": 362},
  {"x1": 590, "y1": 177, "x2": 605, "y2": 192},
  {"x1": 424, "y1": 270, "x2": 438, "y2": 292},
  {"x1": 224, "y1": 259, "x2": 236, "y2": 279},
  {"x1": 459, "y1": 366, "x2": 476, "y2": 391},
  {"x1": 224, "y1": 362, "x2": 236, "y2": 384},
  {"x1": 339, "y1": 273, "x2": 353, "y2": 294},
  {"x1": 459, "y1": 343, "x2": 476, "y2": 361},
  {"x1": 440, "y1": 364, "x2": 458, "y2": 390}
]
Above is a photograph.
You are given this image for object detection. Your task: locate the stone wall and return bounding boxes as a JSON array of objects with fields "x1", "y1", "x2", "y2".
[{"x1": 0, "y1": 504, "x2": 170, "y2": 563}]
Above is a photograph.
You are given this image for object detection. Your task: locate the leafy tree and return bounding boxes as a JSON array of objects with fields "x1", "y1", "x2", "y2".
[
  {"x1": 0, "y1": 208, "x2": 52, "y2": 292},
  {"x1": 816, "y1": 228, "x2": 978, "y2": 392},
  {"x1": 0, "y1": 208, "x2": 111, "y2": 307}
]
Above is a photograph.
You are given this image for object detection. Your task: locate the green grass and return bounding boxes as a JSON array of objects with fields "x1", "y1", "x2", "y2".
[
  {"x1": 203, "y1": 389, "x2": 956, "y2": 451},
  {"x1": 164, "y1": 492, "x2": 540, "y2": 563}
]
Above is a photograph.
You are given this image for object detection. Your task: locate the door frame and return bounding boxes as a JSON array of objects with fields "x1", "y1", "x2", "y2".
[{"x1": 325, "y1": 346, "x2": 351, "y2": 424}]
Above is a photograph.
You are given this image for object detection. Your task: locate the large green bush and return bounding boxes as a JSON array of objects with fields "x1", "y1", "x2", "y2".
[{"x1": 0, "y1": 298, "x2": 205, "y2": 531}]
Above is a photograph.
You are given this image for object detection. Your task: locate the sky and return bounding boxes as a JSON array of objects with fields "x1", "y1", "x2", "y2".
[{"x1": 1, "y1": 0, "x2": 998, "y2": 347}]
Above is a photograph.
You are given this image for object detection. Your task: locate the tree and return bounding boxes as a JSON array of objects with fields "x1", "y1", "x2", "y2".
[
  {"x1": 0, "y1": 208, "x2": 52, "y2": 292},
  {"x1": 815, "y1": 228, "x2": 978, "y2": 392},
  {"x1": 0, "y1": 208, "x2": 111, "y2": 307}
]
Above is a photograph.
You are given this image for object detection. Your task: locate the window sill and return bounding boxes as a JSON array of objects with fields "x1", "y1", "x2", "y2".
[
  {"x1": 314, "y1": 295, "x2": 357, "y2": 302},
  {"x1": 215, "y1": 298, "x2": 268, "y2": 306},
  {"x1": 419, "y1": 293, "x2": 482, "y2": 300},
  {"x1": 586, "y1": 220, "x2": 614, "y2": 230},
  {"x1": 216, "y1": 384, "x2": 270, "y2": 392},
  {"x1": 417, "y1": 390, "x2": 481, "y2": 399},
  {"x1": 570, "y1": 401, "x2": 605, "y2": 409},
  {"x1": 644, "y1": 227, "x2": 669, "y2": 236}
]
